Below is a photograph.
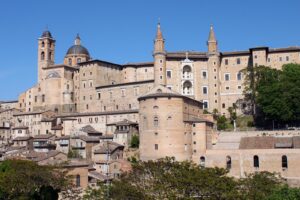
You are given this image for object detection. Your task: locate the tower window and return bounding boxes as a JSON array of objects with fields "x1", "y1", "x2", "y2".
[
  {"x1": 48, "y1": 52, "x2": 52, "y2": 60},
  {"x1": 41, "y1": 52, "x2": 45, "y2": 60},
  {"x1": 202, "y1": 86, "x2": 208, "y2": 95},
  {"x1": 200, "y1": 156, "x2": 205, "y2": 168},
  {"x1": 203, "y1": 100, "x2": 208, "y2": 109},
  {"x1": 77, "y1": 58, "x2": 81, "y2": 63},
  {"x1": 282, "y1": 155, "x2": 288, "y2": 169},
  {"x1": 225, "y1": 73, "x2": 230, "y2": 81},
  {"x1": 226, "y1": 156, "x2": 232, "y2": 169},
  {"x1": 202, "y1": 70, "x2": 207, "y2": 79},
  {"x1": 41, "y1": 41, "x2": 45, "y2": 47},
  {"x1": 167, "y1": 70, "x2": 172, "y2": 78},
  {"x1": 225, "y1": 59, "x2": 228, "y2": 65},
  {"x1": 253, "y1": 155, "x2": 259, "y2": 168},
  {"x1": 237, "y1": 72, "x2": 242, "y2": 80},
  {"x1": 154, "y1": 116, "x2": 159, "y2": 127}
]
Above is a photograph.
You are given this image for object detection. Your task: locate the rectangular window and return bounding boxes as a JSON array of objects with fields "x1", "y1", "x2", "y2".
[
  {"x1": 286, "y1": 56, "x2": 289, "y2": 61},
  {"x1": 237, "y1": 58, "x2": 241, "y2": 65},
  {"x1": 202, "y1": 70, "x2": 207, "y2": 79},
  {"x1": 203, "y1": 100, "x2": 209, "y2": 109},
  {"x1": 222, "y1": 103, "x2": 225, "y2": 108},
  {"x1": 202, "y1": 86, "x2": 208, "y2": 95},
  {"x1": 97, "y1": 93, "x2": 101, "y2": 100},
  {"x1": 155, "y1": 144, "x2": 158, "y2": 150},
  {"x1": 89, "y1": 80, "x2": 93, "y2": 88},
  {"x1": 268, "y1": 58, "x2": 270, "y2": 62},
  {"x1": 42, "y1": 95, "x2": 45, "y2": 102},
  {"x1": 237, "y1": 72, "x2": 242, "y2": 80},
  {"x1": 225, "y1": 86, "x2": 230, "y2": 90},
  {"x1": 121, "y1": 89, "x2": 126, "y2": 97},
  {"x1": 34, "y1": 96, "x2": 37, "y2": 103},
  {"x1": 237, "y1": 85, "x2": 242, "y2": 90},
  {"x1": 225, "y1": 73, "x2": 230, "y2": 81},
  {"x1": 134, "y1": 87, "x2": 139, "y2": 96},
  {"x1": 225, "y1": 59, "x2": 228, "y2": 65},
  {"x1": 167, "y1": 70, "x2": 172, "y2": 78},
  {"x1": 279, "y1": 57, "x2": 282, "y2": 62}
]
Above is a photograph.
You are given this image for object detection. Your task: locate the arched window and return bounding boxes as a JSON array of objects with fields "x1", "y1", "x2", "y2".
[
  {"x1": 253, "y1": 155, "x2": 259, "y2": 168},
  {"x1": 183, "y1": 81, "x2": 192, "y2": 95},
  {"x1": 68, "y1": 58, "x2": 72, "y2": 66},
  {"x1": 48, "y1": 51, "x2": 52, "y2": 60},
  {"x1": 282, "y1": 155, "x2": 288, "y2": 169},
  {"x1": 41, "y1": 51, "x2": 45, "y2": 60},
  {"x1": 183, "y1": 65, "x2": 192, "y2": 78},
  {"x1": 226, "y1": 156, "x2": 232, "y2": 169},
  {"x1": 200, "y1": 156, "x2": 205, "y2": 168},
  {"x1": 41, "y1": 41, "x2": 45, "y2": 47},
  {"x1": 76, "y1": 175, "x2": 80, "y2": 187},
  {"x1": 154, "y1": 116, "x2": 159, "y2": 127}
]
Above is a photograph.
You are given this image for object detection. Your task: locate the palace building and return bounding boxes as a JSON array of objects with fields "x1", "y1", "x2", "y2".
[{"x1": 1, "y1": 23, "x2": 300, "y2": 186}]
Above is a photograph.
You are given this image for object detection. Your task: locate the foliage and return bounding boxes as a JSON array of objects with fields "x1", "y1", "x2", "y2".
[
  {"x1": 84, "y1": 158, "x2": 300, "y2": 200},
  {"x1": 239, "y1": 172, "x2": 284, "y2": 200},
  {"x1": 243, "y1": 64, "x2": 300, "y2": 127},
  {"x1": 0, "y1": 159, "x2": 69, "y2": 200},
  {"x1": 267, "y1": 185, "x2": 300, "y2": 200},
  {"x1": 130, "y1": 135, "x2": 139, "y2": 148},
  {"x1": 67, "y1": 149, "x2": 82, "y2": 159},
  {"x1": 217, "y1": 115, "x2": 227, "y2": 130},
  {"x1": 228, "y1": 106, "x2": 237, "y2": 124},
  {"x1": 83, "y1": 158, "x2": 300, "y2": 200},
  {"x1": 83, "y1": 184, "x2": 110, "y2": 200}
]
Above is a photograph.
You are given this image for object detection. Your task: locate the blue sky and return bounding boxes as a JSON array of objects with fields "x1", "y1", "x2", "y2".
[{"x1": 0, "y1": 0, "x2": 300, "y2": 100}]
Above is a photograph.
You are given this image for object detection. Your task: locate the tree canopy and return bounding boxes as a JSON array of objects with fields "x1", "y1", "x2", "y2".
[
  {"x1": 83, "y1": 157, "x2": 299, "y2": 200},
  {"x1": 243, "y1": 64, "x2": 300, "y2": 127},
  {"x1": 0, "y1": 159, "x2": 69, "y2": 200}
]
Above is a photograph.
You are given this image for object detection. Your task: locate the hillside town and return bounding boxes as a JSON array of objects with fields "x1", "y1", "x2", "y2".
[{"x1": 1, "y1": 21, "x2": 300, "y2": 196}]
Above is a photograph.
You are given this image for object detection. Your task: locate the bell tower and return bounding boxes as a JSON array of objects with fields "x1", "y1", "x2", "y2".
[
  {"x1": 38, "y1": 29, "x2": 55, "y2": 82},
  {"x1": 153, "y1": 22, "x2": 166, "y2": 86}
]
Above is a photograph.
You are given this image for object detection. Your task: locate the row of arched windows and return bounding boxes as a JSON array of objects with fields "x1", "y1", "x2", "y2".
[{"x1": 253, "y1": 155, "x2": 288, "y2": 169}]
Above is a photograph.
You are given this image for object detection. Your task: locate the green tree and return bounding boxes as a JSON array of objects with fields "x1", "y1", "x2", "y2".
[
  {"x1": 0, "y1": 159, "x2": 69, "y2": 200},
  {"x1": 130, "y1": 135, "x2": 139, "y2": 148},
  {"x1": 267, "y1": 185, "x2": 300, "y2": 200},
  {"x1": 217, "y1": 115, "x2": 227, "y2": 130},
  {"x1": 243, "y1": 64, "x2": 300, "y2": 127},
  {"x1": 239, "y1": 171, "x2": 283, "y2": 200},
  {"x1": 67, "y1": 149, "x2": 82, "y2": 159}
]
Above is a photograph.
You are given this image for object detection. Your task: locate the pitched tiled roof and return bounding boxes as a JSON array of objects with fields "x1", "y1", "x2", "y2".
[
  {"x1": 33, "y1": 134, "x2": 55, "y2": 140},
  {"x1": 94, "y1": 141, "x2": 124, "y2": 154},
  {"x1": 80, "y1": 125, "x2": 102, "y2": 135},
  {"x1": 239, "y1": 136, "x2": 300, "y2": 149},
  {"x1": 13, "y1": 136, "x2": 32, "y2": 141}
]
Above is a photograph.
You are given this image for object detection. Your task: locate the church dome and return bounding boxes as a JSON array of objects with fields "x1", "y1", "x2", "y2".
[
  {"x1": 66, "y1": 45, "x2": 90, "y2": 56},
  {"x1": 66, "y1": 34, "x2": 90, "y2": 56}
]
